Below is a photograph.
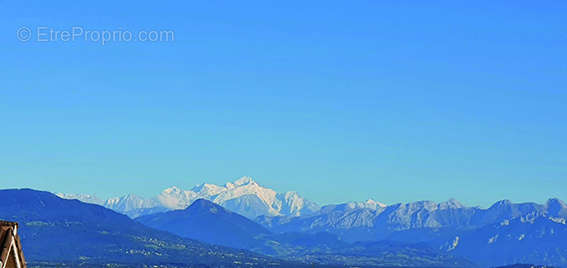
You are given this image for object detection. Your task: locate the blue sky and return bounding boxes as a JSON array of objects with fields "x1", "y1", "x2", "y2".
[{"x1": 1, "y1": 1, "x2": 566, "y2": 207}]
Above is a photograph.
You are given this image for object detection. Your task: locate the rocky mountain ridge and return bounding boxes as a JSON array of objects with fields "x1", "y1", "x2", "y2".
[{"x1": 58, "y1": 176, "x2": 320, "y2": 219}]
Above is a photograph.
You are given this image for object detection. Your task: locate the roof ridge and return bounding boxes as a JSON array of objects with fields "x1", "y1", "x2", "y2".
[{"x1": 0, "y1": 221, "x2": 18, "y2": 227}]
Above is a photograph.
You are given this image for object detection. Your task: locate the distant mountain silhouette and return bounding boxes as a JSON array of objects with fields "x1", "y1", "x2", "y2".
[
  {"x1": 136, "y1": 198, "x2": 271, "y2": 249},
  {"x1": 257, "y1": 198, "x2": 566, "y2": 240},
  {"x1": 0, "y1": 189, "x2": 292, "y2": 267},
  {"x1": 440, "y1": 216, "x2": 567, "y2": 267},
  {"x1": 8, "y1": 187, "x2": 566, "y2": 267},
  {"x1": 137, "y1": 199, "x2": 475, "y2": 267},
  {"x1": 257, "y1": 198, "x2": 567, "y2": 267}
]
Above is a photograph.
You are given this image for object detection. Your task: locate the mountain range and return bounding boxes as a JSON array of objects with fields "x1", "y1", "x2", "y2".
[
  {"x1": 54, "y1": 177, "x2": 567, "y2": 267},
  {"x1": 256, "y1": 198, "x2": 567, "y2": 267},
  {"x1": 444, "y1": 215, "x2": 567, "y2": 267},
  {"x1": 136, "y1": 198, "x2": 475, "y2": 268},
  {"x1": 257, "y1": 198, "x2": 567, "y2": 238},
  {"x1": 0, "y1": 188, "x2": 475, "y2": 267},
  {"x1": 136, "y1": 199, "x2": 271, "y2": 249},
  {"x1": 0, "y1": 188, "x2": 295, "y2": 267},
  {"x1": 58, "y1": 176, "x2": 319, "y2": 219}
]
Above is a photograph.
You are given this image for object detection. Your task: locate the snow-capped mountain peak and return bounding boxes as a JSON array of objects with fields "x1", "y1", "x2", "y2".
[
  {"x1": 56, "y1": 193, "x2": 104, "y2": 206},
  {"x1": 191, "y1": 183, "x2": 225, "y2": 196},
  {"x1": 155, "y1": 177, "x2": 319, "y2": 219},
  {"x1": 151, "y1": 177, "x2": 320, "y2": 219},
  {"x1": 157, "y1": 186, "x2": 198, "y2": 210},
  {"x1": 438, "y1": 198, "x2": 464, "y2": 209},
  {"x1": 365, "y1": 199, "x2": 387, "y2": 208},
  {"x1": 57, "y1": 176, "x2": 319, "y2": 219},
  {"x1": 162, "y1": 186, "x2": 182, "y2": 194},
  {"x1": 104, "y1": 194, "x2": 158, "y2": 210},
  {"x1": 336, "y1": 199, "x2": 387, "y2": 211},
  {"x1": 233, "y1": 176, "x2": 255, "y2": 186}
]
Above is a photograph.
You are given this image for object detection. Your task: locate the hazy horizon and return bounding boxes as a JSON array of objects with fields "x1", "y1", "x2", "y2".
[{"x1": 16, "y1": 175, "x2": 567, "y2": 210}]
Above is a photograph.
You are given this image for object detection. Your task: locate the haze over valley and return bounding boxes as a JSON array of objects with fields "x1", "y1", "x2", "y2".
[{"x1": 50, "y1": 176, "x2": 567, "y2": 267}]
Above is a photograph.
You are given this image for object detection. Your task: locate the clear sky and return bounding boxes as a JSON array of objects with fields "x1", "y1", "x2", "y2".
[{"x1": 1, "y1": 1, "x2": 566, "y2": 207}]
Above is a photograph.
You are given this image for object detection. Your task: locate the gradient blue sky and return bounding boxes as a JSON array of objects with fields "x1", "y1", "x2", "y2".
[{"x1": 1, "y1": 1, "x2": 566, "y2": 207}]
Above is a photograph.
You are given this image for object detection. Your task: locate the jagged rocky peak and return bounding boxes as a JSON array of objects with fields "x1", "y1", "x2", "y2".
[
  {"x1": 399, "y1": 200, "x2": 439, "y2": 211},
  {"x1": 345, "y1": 199, "x2": 387, "y2": 210},
  {"x1": 155, "y1": 176, "x2": 319, "y2": 219},
  {"x1": 103, "y1": 194, "x2": 162, "y2": 216},
  {"x1": 56, "y1": 193, "x2": 105, "y2": 205},
  {"x1": 233, "y1": 176, "x2": 256, "y2": 186},
  {"x1": 438, "y1": 198, "x2": 464, "y2": 209},
  {"x1": 163, "y1": 186, "x2": 182, "y2": 194},
  {"x1": 366, "y1": 198, "x2": 387, "y2": 207},
  {"x1": 318, "y1": 198, "x2": 387, "y2": 213},
  {"x1": 191, "y1": 183, "x2": 225, "y2": 196},
  {"x1": 490, "y1": 199, "x2": 513, "y2": 208},
  {"x1": 106, "y1": 193, "x2": 135, "y2": 203},
  {"x1": 58, "y1": 176, "x2": 299, "y2": 219}
]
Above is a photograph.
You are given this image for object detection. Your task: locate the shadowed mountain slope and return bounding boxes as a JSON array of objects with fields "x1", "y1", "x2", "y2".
[
  {"x1": 137, "y1": 199, "x2": 476, "y2": 268},
  {"x1": 136, "y1": 199, "x2": 271, "y2": 249},
  {"x1": 0, "y1": 189, "x2": 293, "y2": 267}
]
